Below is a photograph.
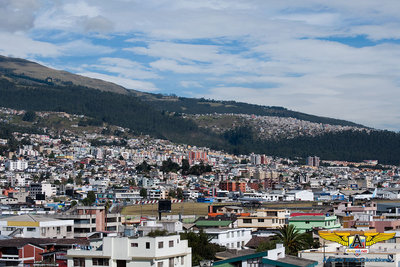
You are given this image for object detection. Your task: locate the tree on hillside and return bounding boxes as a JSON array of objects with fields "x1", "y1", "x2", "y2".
[
  {"x1": 22, "y1": 111, "x2": 36, "y2": 122},
  {"x1": 160, "y1": 158, "x2": 180, "y2": 173},
  {"x1": 181, "y1": 159, "x2": 190, "y2": 175}
]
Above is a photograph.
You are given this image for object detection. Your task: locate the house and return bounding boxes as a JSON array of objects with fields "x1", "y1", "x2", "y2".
[
  {"x1": 237, "y1": 209, "x2": 289, "y2": 229},
  {"x1": 55, "y1": 206, "x2": 122, "y2": 238},
  {"x1": 67, "y1": 234, "x2": 191, "y2": 267},
  {"x1": 0, "y1": 214, "x2": 74, "y2": 239},
  {"x1": 214, "y1": 244, "x2": 317, "y2": 267},
  {"x1": 0, "y1": 238, "x2": 88, "y2": 267},
  {"x1": 201, "y1": 228, "x2": 252, "y2": 250},
  {"x1": 289, "y1": 213, "x2": 341, "y2": 233},
  {"x1": 285, "y1": 190, "x2": 314, "y2": 201}
]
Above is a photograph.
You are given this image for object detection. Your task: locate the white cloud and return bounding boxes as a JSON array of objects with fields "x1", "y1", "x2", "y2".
[
  {"x1": 0, "y1": 32, "x2": 59, "y2": 58},
  {"x1": 60, "y1": 40, "x2": 115, "y2": 56},
  {"x1": 91, "y1": 57, "x2": 160, "y2": 79},
  {"x1": 180, "y1": 81, "x2": 203, "y2": 88},
  {"x1": 78, "y1": 71, "x2": 159, "y2": 92},
  {"x1": 0, "y1": 0, "x2": 41, "y2": 32}
]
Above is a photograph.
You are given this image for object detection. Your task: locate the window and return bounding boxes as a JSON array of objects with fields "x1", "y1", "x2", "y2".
[
  {"x1": 181, "y1": 256, "x2": 184, "y2": 265},
  {"x1": 57, "y1": 227, "x2": 61, "y2": 234},
  {"x1": 41, "y1": 228, "x2": 46, "y2": 235},
  {"x1": 305, "y1": 221, "x2": 310, "y2": 224},
  {"x1": 146, "y1": 242, "x2": 150, "y2": 249},
  {"x1": 92, "y1": 258, "x2": 109, "y2": 266},
  {"x1": 169, "y1": 240, "x2": 174, "y2": 247},
  {"x1": 4, "y1": 227, "x2": 15, "y2": 231},
  {"x1": 243, "y1": 219, "x2": 252, "y2": 224},
  {"x1": 73, "y1": 258, "x2": 85, "y2": 267},
  {"x1": 27, "y1": 227, "x2": 36, "y2": 232},
  {"x1": 258, "y1": 219, "x2": 264, "y2": 222},
  {"x1": 237, "y1": 242, "x2": 240, "y2": 248},
  {"x1": 157, "y1": 262, "x2": 163, "y2": 267},
  {"x1": 131, "y1": 243, "x2": 138, "y2": 247},
  {"x1": 67, "y1": 226, "x2": 72, "y2": 232},
  {"x1": 158, "y1": 241, "x2": 164, "y2": 249},
  {"x1": 169, "y1": 258, "x2": 174, "y2": 267}
]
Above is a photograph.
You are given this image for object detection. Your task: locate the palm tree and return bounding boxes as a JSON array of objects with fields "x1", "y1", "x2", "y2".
[{"x1": 275, "y1": 224, "x2": 310, "y2": 255}]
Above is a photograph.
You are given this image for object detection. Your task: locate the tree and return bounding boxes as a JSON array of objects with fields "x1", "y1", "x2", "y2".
[
  {"x1": 168, "y1": 189, "x2": 176, "y2": 199},
  {"x1": 180, "y1": 230, "x2": 224, "y2": 266},
  {"x1": 22, "y1": 111, "x2": 36, "y2": 122},
  {"x1": 140, "y1": 188, "x2": 147, "y2": 199},
  {"x1": 275, "y1": 225, "x2": 309, "y2": 255},
  {"x1": 256, "y1": 240, "x2": 278, "y2": 252},
  {"x1": 136, "y1": 161, "x2": 151, "y2": 174},
  {"x1": 181, "y1": 159, "x2": 190, "y2": 175},
  {"x1": 87, "y1": 191, "x2": 96, "y2": 205},
  {"x1": 177, "y1": 188, "x2": 184, "y2": 200},
  {"x1": 75, "y1": 173, "x2": 83, "y2": 185},
  {"x1": 160, "y1": 158, "x2": 180, "y2": 173}
]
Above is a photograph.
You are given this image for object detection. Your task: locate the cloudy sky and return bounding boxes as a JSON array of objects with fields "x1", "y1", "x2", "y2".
[{"x1": 1, "y1": 0, "x2": 400, "y2": 130}]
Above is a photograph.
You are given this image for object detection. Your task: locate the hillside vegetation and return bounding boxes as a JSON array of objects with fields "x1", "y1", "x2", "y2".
[
  {"x1": 0, "y1": 55, "x2": 399, "y2": 164},
  {"x1": 1, "y1": 78, "x2": 400, "y2": 164}
]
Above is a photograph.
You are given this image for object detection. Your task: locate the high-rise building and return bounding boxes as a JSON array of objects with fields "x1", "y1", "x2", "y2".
[{"x1": 306, "y1": 156, "x2": 320, "y2": 167}]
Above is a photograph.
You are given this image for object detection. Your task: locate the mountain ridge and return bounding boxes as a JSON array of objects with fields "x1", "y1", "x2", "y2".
[
  {"x1": 0, "y1": 55, "x2": 363, "y2": 128},
  {"x1": 0, "y1": 55, "x2": 399, "y2": 164}
]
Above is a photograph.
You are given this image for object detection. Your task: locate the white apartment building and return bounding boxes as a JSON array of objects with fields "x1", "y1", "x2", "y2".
[
  {"x1": 29, "y1": 182, "x2": 57, "y2": 199},
  {"x1": 42, "y1": 181, "x2": 57, "y2": 197},
  {"x1": 0, "y1": 214, "x2": 74, "y2": 238},
  {"x1": 285, "y1": 190, "x2": 314, "y2": 201},
  {"x1": 5, "y1": 160, "x2": 28, "y2": 171},
  {"x1": 67, "y1": 235, "x2": 192, "y2": 267},
  {"x1": 203, "y1": 228, "x2": 252, "y2": 250}
]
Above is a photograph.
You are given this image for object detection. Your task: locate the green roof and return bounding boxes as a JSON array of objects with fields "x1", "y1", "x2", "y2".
[
  {"x1": 213, "y1": 251, "x2": 268, "y2": 266},
  {"x1": 289, "y1": 216, "x2": 336, "y2": 222},
  {"x1": 195, "y1": 220, "x2": 232, "y2": 227},
  {"x1": 213, "y1": 263, "x2": 235, "y2": 267}
]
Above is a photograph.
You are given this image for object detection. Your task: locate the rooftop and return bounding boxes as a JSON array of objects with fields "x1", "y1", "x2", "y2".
[{"x1": 0, "y1": 214, "x2": 62, "y2": 222}]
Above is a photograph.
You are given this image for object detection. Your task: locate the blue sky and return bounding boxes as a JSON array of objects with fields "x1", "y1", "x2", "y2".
[{"x1": 1, "y1": 0, "x2": 400, "y2": 130}]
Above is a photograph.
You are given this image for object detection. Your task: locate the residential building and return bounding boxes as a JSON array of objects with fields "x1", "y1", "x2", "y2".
[
  {"x1": 289, "y1": 214, "x2": 341, "y2": 233},
  {"x1": 5, "y1": 160, "x2": 28, "y2": 171},
  {"x1": 67, "y1": 234, "x2": 192, "y2": 267},
  {"x1": 219, "y1": 181, "x2": 246, "y2": 192},
  {"x1": 0, "y1": 214, "x2": 74, "y2": 239},
  {"x1": 203, "y1": 228, "x2": 252, "y2": 250},
  {"x1": 55, "y1": 206, "x2": 122, "y2": 238},
  {"x1": 237, "y1": 209, "x2": 289, "y2": 229},
  {"x1": 0, "y1": 238, "x2": 88, "y2": 267}
]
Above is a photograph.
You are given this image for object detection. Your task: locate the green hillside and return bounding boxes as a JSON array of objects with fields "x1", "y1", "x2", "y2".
[
  {"x1": 132, "y1": 93, "x2": 364, "y2": 127},
  {"x1": 0, "y1": 55, "x2": 399, "y2": 164}
]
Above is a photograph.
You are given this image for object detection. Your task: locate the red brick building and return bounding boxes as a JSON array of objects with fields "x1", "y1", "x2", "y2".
[{"x1": 219, "y1": 181, "x2": 246, "y2": 192}]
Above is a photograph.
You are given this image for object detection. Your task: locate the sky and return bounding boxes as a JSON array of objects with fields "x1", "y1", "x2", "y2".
[{"x1": 1, "y1": 0, "x2": 400, "y2": 131}]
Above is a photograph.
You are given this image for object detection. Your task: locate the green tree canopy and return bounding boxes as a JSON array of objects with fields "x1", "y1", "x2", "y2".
[
  {"x1": 140, "y1": 188, "x2": 147, "y2": 198},
  {"x1": 275, "y1": 225, "x2": 309, "y2": 255},
  {"x1": 180, "y1": 230, "x2": 224, "y2": 266}
]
